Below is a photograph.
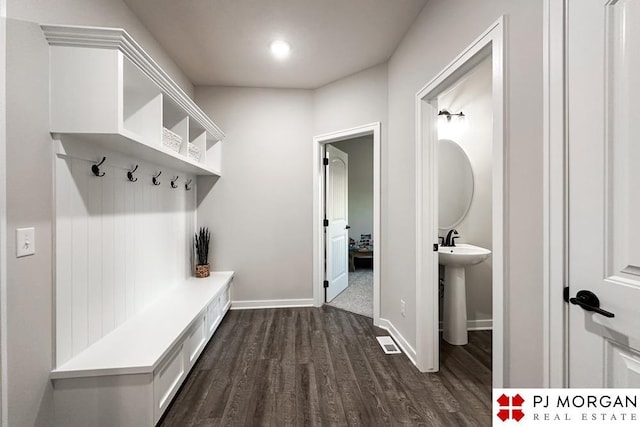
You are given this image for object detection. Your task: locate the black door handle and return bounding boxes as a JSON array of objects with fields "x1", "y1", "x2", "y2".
[
  {"x1": 569, "y1": 290, "x2": 615, "y2": 318},
  {"x1": 345, "y1": 225, "x2": 351, "y2": 229}
]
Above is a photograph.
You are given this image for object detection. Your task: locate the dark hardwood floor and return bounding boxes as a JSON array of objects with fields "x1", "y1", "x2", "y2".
[{"x1": 159, "y1": 306, "x2": 491, "y2": 426}]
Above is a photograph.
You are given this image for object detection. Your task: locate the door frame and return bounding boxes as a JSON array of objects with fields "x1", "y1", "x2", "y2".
[
  {"x1": 312, "y1": 122, "x2": 381, "y2": 324},
  {"x1": 415, "y1": 17, "x2": 505, "y2": 385},
  {"x1": 542, "y1": 0, "x2": 567, "y2": 388},
  {"x1": 0, "y1": 0, "x2": 7, "y2": 422}
]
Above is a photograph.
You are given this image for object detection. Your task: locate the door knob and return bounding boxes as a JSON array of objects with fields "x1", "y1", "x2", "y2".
[
  {"x1": 569, "y1": 290, "x2": 615, "y2": 318},
  {"x1": 345, "y1": 225, "x2": 351, "y2": 229}
]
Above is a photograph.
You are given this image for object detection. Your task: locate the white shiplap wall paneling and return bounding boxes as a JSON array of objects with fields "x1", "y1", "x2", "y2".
[
  {"x1": 56, "y1": 157, "x2": 74, "y2": 365},
  {"x1": 55, "y1": 136, "x2": 196, "y2": 367}
]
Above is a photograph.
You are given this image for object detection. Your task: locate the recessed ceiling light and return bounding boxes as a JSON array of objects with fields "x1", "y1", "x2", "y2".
[{"x1": 270, "y1": 40, "x2": 291, "y2": 60}]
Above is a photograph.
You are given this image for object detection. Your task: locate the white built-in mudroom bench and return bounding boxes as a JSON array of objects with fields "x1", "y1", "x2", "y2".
[
  {"x1": 51, "y1": 273, "x2": 233, "y2": 425},
  {"x1": 42, "y1": 25, "x2": 232, "y2": 426}
]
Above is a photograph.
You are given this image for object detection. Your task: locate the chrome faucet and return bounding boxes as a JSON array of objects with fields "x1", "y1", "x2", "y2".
[{"x1": 443, "y1": 229, "x2": 459, "y2": 247}]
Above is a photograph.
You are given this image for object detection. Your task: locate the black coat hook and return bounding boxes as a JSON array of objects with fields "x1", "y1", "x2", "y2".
[
  {"x1": 92, "y1": 157, "x2": 106, "y2": 177},
  {"x1": 171, "y1": 176, "x2": 179, "y2": 188},
  {"x1": 152, "y1": 171, "x2": 162, "y2": 186},
  {"x1": 185, "y1": 179, "x2": 192, "y2": 191},
  {"x1": 127, "y1": 165, "x2": 139, "y2": 182}
]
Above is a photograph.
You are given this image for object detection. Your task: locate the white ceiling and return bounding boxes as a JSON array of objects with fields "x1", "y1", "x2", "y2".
[{"x1": 124, "y1": 0, "x2": 427, "y2": 89}]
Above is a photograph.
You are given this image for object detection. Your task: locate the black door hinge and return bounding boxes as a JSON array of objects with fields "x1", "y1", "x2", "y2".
[
  {"x1": 563, "y1": 286, "x2": 570, "y2": 303},
  {"x1": 323, "y1": 219, "x2": 329, "y2": 227},
  {"x1": 323, "y1": 158, "x2": 329, "y2": 166},
  {"x1": 323, "y1": 280, "x2": 329, "y2": 288},
  {"x1": 433, "y1": 243, "x2": 439, "y2": 252}
]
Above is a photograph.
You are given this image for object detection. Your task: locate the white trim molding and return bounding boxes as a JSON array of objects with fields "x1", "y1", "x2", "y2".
[
  {"x1": 0, "y1": 0, "x2": 7, "y2": 423},
  {"x1": 230, "y1": 299, "x2": 315, "y2": 310},
  {"x1": 312, "y1": 123, "x2": 382, "y2": 325},
  {"x1": 467, "y1": 319, "x2": 493, "y2": 331},
  {"x1": 439, "y1": 319, "x2": 493, "y2": 331},
  {"x1": 376, "y1": 318, "x2": 417, "y2": 365},
  {"x1": 40, "y1": 25, "x2": 224, "y2": 141},
  {"x1": 415, "y1": 17, "x2": 505, "y2": 386},
  {"x1": 543, "y1": 0, "x2": 568, "y2": 388}
]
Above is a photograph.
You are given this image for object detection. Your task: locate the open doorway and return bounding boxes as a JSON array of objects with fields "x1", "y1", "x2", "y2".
[
  {"x1": 437, "y1": 57, "x2": 493, "y2": 346},
  {"x1": 324, "y1": 136, "x2": 374, "y2": 317},
  {"x1": 415, "y1": 18, "x2": 504, "y2": 386},
  {"x1": 313, "y1": 123, "x2": 381, "y2": 324}
]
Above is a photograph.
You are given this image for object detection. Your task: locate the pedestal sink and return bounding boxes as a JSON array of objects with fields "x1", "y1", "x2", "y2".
[{"x1": 439, "y1": 243, "x2": 491, "y2": 345}]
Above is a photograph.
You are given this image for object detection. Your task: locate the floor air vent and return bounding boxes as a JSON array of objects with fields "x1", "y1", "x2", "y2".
[{"x1": 376, "y1": 336, "x2": 401, "y2": 354}]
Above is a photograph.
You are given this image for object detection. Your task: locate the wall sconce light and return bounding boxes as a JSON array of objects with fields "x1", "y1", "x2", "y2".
[
  {"x1": 438, "y1": 109, "x2": 465, "y2": 122},
  {"x1": 437, "y1": 109, "x2": 468, "y2": 138}
]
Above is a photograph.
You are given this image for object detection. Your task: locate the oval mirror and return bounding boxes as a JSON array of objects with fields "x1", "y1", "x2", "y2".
[{"x1": 438, "y1": 139, "x2": 474, "y2": 230}]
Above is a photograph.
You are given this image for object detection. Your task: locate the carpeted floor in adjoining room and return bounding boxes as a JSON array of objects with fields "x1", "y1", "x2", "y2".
[{"x1": 326, "y1": 269, "x2": 373, "y2": 318}]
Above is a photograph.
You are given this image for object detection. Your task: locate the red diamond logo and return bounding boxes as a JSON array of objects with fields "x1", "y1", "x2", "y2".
[
  {"x1": 512, "y1": 394, "x2": 525, "y2": 406},
  {"x1": 497, "y1": 409, "x2": 510, "y2": 421},
  {"x1": 496, "y1": 393, "x2": 525, "y2": 422},
  {"x1": 497, "y1": 394, "x2": 510, "y2": 406},
  {"x1": 512, "y1": 409, "x2": 525, "y2": 422}
]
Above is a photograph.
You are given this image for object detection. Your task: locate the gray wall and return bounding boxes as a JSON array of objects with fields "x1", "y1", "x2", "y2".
[
  {"x1": 195, "y1": 87, "x2": 314, "y2": 303},
  {"x1": 5, "y1": 1, "x2": 193, "y2": 425},
  {"x1": 314, "y1": 63, "x2": 388, "y2": 135},
  {"x1": 438, "y1": 57, "x2": 492, "y2": 325},
  {"x1": 331, "y1": 136, "x2": 374, "y2": 245},
  {"x1": 195, "y1": 64, "x2": 387, "y2": 304},
  {"x1": 387, "y1": 0, "x2": 543, "y2": 386}
]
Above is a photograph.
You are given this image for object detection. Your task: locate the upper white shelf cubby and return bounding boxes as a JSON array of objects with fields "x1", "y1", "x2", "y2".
[{"x1": 41, "y1": 24, "x2": 225, "y2": 176}]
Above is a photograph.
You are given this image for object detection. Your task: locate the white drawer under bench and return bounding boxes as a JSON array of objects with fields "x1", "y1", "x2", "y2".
[{"x1": 51, "y1": 271, "x2": 233, "y2": 426}]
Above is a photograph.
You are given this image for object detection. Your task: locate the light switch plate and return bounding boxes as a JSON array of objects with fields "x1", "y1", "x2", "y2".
[{"x1": 16, "y1": 227, "x2": 35, "y2": 257}]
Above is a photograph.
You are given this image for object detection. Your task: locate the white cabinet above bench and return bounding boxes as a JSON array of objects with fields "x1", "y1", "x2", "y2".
[
  {"x1": 41, "y1": 24, "x2": 224, "y2": 176},
  {"x1": 51, "y1": 272, "x2": 233, "y2": 426}
]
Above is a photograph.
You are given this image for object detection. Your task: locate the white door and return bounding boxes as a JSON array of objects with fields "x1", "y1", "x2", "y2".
[
  {"x1": 325, "y1": 145, "x2": 349, "y2": 302},
  {"x1": 568, "y1": 0, "x2": 640, "y2": 386}
]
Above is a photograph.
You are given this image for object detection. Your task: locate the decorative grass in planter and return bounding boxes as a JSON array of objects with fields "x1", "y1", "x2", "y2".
[{"x1": 194, "y1": 227, "x2": 210, "y2": 278}]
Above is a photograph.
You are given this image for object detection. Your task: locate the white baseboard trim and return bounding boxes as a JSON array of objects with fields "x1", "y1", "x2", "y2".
[
  {"x1": 468, "y1": 319, "x2": 493, "y2": 330},
  {"x1": 438, "y1": 319, "x2": 493, "y2": 331},
  {"x1": 231, "y1": 299, "x2": 315, "y2": 310},
  {"x1": 376, "y1": 318, "x2": 417, "y2": 366}
]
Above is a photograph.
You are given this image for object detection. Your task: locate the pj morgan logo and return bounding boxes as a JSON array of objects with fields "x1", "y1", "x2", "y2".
[
  {"x1": 497, "y1": 393, "x2": 525, "y2": 422},
  {"x1": 493, "y1": 389, "x2": 640, "y2": 426}
]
